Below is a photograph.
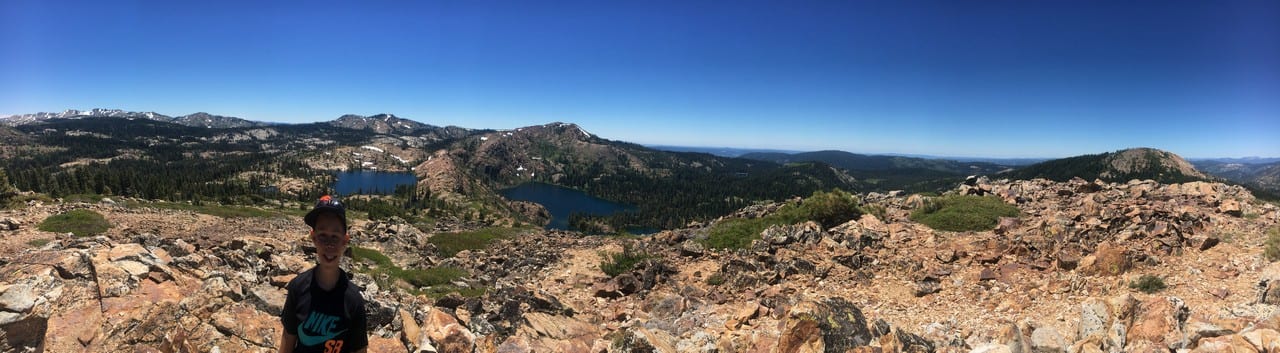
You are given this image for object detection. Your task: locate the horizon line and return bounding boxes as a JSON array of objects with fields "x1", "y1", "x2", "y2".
[{"x1": 4, "y1": 107, "x2": 1277, "y2": 161}]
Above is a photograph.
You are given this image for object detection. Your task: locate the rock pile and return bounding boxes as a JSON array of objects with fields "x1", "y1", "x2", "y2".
[{"x1": 0, "y1": 178, "x2": 1277, "y2": 352}]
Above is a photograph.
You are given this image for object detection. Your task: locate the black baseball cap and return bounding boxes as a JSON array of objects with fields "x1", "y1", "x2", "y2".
[{"x1": 304, "y1": 195, "x2": 348, "y2": 230}]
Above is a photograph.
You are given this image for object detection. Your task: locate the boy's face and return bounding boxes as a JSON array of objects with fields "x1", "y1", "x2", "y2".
[{"x1": 310, "y1": 212, "x2": 347, "y2": 269}]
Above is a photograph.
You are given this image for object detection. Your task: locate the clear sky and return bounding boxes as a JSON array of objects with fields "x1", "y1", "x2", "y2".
[{"x1": 2, "y1": 1, "x2": 1277, "y2": 158}]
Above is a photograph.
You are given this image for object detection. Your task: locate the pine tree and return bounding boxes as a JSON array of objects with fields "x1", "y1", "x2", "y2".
[{"x1": 0, "y1": 169, "x2": 16, "y2": 206}]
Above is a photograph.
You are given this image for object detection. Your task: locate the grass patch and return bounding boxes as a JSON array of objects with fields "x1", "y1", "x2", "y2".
[
  {"x1": 1129, "y1": 275, "x2": 1167, "y2": 294},
  {"x1": 429, "y1": 226, "x2": 533, "y2": 257},
  {"x1": 1244, "y1": 212, "x2": 1260, "y2": 220},
  {"x1": 1265, "y1": 227, "x2": 1280, "y2": 262},
  {"x1": 126, "y1": 200, "x2": 280, "y2": 218},
  {"x1": 703, "y1": 190, "x2": 862, "y2": 250},
  {"x1": 909, "y1": 195, "x2": 1020, "y2": 232},
  {"x1": 600, "y1": 245, "x2": 655, "y2": 277},
  {"x1": 27, "y1": 239, "x2": 50, "y2": 247},
  {"x1": 351, "y1": 246, "x2": 473, "y2": 298},
  {"x1": 5, "y1": 193, "x2": 53, "y2": 209},
  {"x1": 38, "y1": 209, "x2": 111, "y2": 237}
]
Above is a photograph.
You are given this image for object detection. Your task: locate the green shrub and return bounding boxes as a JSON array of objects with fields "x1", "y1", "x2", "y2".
[
  {"x1": 909, "y1": 195, "x2": 1020, "y2": 232},
  {"x1": 1129, "y1": 275, "x2": 1167, "y2": 294},
  {"x1": 38, "y1": 209, "x2": 111, "y2": 237},
  {"x1": 429, "y1": 227, "x2": 531, "y2": 257},
  {"x1": 703, "y1": 190, "x2": 862, "y2": 250},
  {"x1": 27, "y1": 239, "x2": 50, "y2": 247},
  {"x1": 706, "y1": 273, "x2": 726, "y2": 286},
  {"x1": 351, "y1": 246, "x2": 471, "y2": 297},
  {"x1": 1265, "y1": 227, "x2": 1280, "y2": 262},
  {"x1": 600, "y1": 245, "x2": 654, "y2": 277}
]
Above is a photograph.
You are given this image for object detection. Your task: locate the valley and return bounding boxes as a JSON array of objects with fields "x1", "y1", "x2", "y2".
[{"x1": 0, "y1": 111, "x2": 1278, "y2": 352}]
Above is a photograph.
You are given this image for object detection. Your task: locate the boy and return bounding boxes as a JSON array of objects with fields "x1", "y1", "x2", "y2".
[{"x1": 279, "y1": 195, "x2": 368, "y2": 353}]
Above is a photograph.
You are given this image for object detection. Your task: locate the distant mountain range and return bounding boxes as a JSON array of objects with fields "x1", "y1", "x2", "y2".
[
  {"x1": 1193, "y1": 160, "x2": 1280, "y2": 194},
  {"x1": 3, "y1": 108, "x2": 1276, "y2": 200},
  {"x1": 0, "y1": 109, "x2": 269, "y2": 129},
  {"x1": 646, "y1": 145, "x2": 802, "y2": 158}
]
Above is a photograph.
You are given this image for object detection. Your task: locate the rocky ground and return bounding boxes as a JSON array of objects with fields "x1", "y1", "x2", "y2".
[{"x1": 1, "y1": 178, "x2": 1279, "y2": 353}]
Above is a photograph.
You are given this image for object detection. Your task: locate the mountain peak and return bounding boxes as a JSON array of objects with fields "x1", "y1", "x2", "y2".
[
  {"x1": 536, "y1": 122, "x2": 593, "y2": 139},
  {"x1": 330, "y1": 113, "x2": 433, "y2": 134},
  {"x1": 1006, "y1": 147, "x2": 1211, "y2": 183},
  {"x1": 1105, "y1": 147, "x2": 1206, "y2": 179},
  {"x1": 173, "y1": 112, "x2": 264, "y2": 128}
]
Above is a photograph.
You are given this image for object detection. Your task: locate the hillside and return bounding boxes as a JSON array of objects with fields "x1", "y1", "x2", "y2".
[
  {"x1": 1002, "y1": 147, "x2": 1211, "y2": 184},
  {"x1": 741, "y1": 150, "x2": 1012, "y2": 193},
  {"x1": 0, "y1": 113, "x2": 858, "y2": 231},
  {"x1": 1195, "y1": 160, "x2": 1280, "y2": 196},
  {"x1": 416, "y1": 122, "x2": 858, "y2": 230},
  {"x1": 0, "y1": 177, "x2": 1276, "y2": 351},
  {"x1": 742, "y1": 150, "x2": 1009, "y2": 174}
]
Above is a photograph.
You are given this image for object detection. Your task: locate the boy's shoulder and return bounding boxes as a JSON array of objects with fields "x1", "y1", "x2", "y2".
[
  {"x1": 343, "y1": 272, "x2": 366, "y2": 307},
  {"x1": 285, "y1": 267, "x2": 316, "y2": 293}
]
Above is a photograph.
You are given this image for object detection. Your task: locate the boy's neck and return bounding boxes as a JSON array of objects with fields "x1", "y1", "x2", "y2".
[{"x1": 315, "y1": 266, "x2": 341, "y2": 291}]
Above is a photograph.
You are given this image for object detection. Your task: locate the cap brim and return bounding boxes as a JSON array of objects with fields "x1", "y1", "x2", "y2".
[{"x1": 304, "y1": 206, "x2": 346, "y2": 228}]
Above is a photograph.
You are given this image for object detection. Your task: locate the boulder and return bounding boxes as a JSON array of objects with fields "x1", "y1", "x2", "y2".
[
  {"x1": 247, "y1": 283, "x2": 287, "y2": 316},
  {"x1": 679, "y1": 240, "x2": 706, "y2": 257},
  {"x1": 776, "y1": 298, "x2": 873, "y2": 353},
  {"x1": 1081, "y1": 243, "x2": 1131, "y2": 276},
  {"x1": 1190, "y1": 334, "x2": 1256, "y2": 353},
  {"x1": 0, "y1": 315, "x2": 47, "y2": 350},
  {"x1": 915, "y1": 278, "x2": 942, "y2": 297},
  {"x1": 609, "y1": 327, "x2": 678, "y2": 353},
  {"x1": 1242, "y1": 329, "x2": 1280, "y2": 353},
  {"x1": 0, "y1": 217, "x2": 20, "y2": 231},
  {"x1": 879, "y1": 328, "x2": 935, "y2": 353},
  {"x1": 1079, "y1": 299, "x2": 1111, "y2": 344},
  {"x1": 1127, "y1": 297, "x2": 1189, "y2": 350},
  {"x1": 1217, "y1": 199, "x2": 1243, "y2": 217},
  {"x1": 994, "y1": 217, "x2": 1022, "y2": 235},
  {"x1": 423, "y1": 307, "x2": 475, "y2": 353},
  {"x1": 1029, "y1": 326, "x2": 1067, "y2": 353},
  {"x1": 0, "y1": 283, "x2": 39, "y2": 313},
  {"x1": 762, "y1": 221, "x2": 825, "y2": 246}
]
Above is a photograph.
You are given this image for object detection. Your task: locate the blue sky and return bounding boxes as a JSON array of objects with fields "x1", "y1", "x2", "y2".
[{"x1": 2, "y1": 1, "x2": 1277, "y2": 158}]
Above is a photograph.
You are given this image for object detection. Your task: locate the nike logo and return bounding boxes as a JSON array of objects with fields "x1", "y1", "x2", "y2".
[
  {"x1": 297, "y1": 312, "x2": 346, "y2": 346},
  {"x1": 298, "y1": 327, "x2": 347, "y2": 346}
]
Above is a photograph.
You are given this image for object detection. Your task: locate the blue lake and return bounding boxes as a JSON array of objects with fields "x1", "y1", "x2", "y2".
[
  {"x1": 500, "y1": 182, "x2": 635, "y2": 231},
  {"x1": 332, "y1": 171, "x2": 417, "y2": 195}
]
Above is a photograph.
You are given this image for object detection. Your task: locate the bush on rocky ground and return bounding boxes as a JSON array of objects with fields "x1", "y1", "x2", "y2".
[
  {"x1": 1265, "y1": 226, "x2": 1280, "y2": 262},
  {"x1": 1129, "y1": 274, "x2": 1166, "y2": 293},
  {"x1": 600, "y1": 245, "x2": 654, "y2": 277},
  {"x1": 704, "y1": 189, "x2": 862, "y2": 249},
  {"x1": 910, "y1": 195, "x2": 1020, "y2": 232},
  {"x1": 429, "y1": 226, "x2": 530, "y2": 257},
  {"x1": 38, "y1": 209, "x2": 111, "y2": 236}
]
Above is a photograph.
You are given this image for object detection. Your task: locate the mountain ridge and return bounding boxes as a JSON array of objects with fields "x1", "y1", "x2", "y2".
[{"x1": 1002, "y1": 147, "x2": 1212, "y2": 184}]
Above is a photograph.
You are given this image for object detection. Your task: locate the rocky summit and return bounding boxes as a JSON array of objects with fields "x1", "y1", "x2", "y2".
[{"x1": 1, "y1": 177, "x2": 1279, "y2": 353}]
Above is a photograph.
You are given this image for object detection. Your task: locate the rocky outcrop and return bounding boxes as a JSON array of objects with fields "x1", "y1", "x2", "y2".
[{"x1": 0, "y1": 178, "x2": 1277, "y2": 352}]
